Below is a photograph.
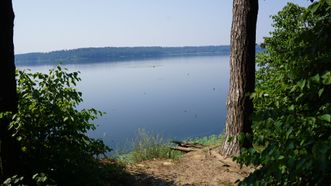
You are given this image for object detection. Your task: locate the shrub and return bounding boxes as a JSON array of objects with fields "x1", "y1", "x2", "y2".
[
  {"x1": 4, "y1": 66, "x2": 111, "y2": 185},
  {"x1": 236, "y1": 2, "x2": 331, "y2": 185}
]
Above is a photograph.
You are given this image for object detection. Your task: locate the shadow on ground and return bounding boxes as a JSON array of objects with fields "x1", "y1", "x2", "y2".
[
  {"x1": 101, "y1": 160, "x2": 175, "y2": 186},
  {"x1": 129, "y1": 172, "x2": 175, "y2": 186},
  {"x1": 107, "y1": 170, "x2": 175, "y2": 186}
]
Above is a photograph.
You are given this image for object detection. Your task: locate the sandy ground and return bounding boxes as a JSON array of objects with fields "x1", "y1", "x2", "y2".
[{"x1": 127, "y1": 147, "x2": 253, "y2": 186}]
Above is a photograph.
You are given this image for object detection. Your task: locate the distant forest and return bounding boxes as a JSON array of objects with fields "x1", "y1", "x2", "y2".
[{"x1": 15, "y1": 46, "x2": 262, "y2": 65}]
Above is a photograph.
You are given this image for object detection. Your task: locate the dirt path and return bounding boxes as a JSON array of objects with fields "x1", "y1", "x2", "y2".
[{"x1": 127, "y1": 147, "x2": 253, "y2": 186}]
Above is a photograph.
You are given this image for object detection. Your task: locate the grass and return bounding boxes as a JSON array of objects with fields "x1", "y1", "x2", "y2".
[
  {"x1": 184, "y1": 134, "x2": 224, "y2": 148},
  {"x1": 116, "y1": 129, "x2": 183, "y2": 164},
  {"x1": 115, "y1": 129, "x2": 224, "y2": 164}
]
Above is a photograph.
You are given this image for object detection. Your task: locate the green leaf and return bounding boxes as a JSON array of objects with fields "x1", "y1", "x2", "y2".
[
  {"x1": 16, "y1": 136, "x2": 22, "y2": 141},
  {"x1": 298, "y1": 80, "x2": 306, "y2": 90},
  {"x1": 318, "y1": 88, "x2": 324, "y2": 97},
  {"x1": 286, "y1": 127, "x2": 293, "y2": 139},
  {"x1": 319, "y1": 114, "x2": 331, "y2": 122},
  {"x1": 275, "y1": 101, "x2": 280, "y2": 108},
  {"x1": 311, "y1": 74, "x2": 320, "y2": 83},
  {"x1": 21, "y1": 146, "x2": 27, "y2": 152},
  {"x1": 250, "y1": 92, "x2": 257, "y2": 99},
  {"x1": 290, "y1": 85, "x2": 297, "y2": 93},
  {"x1": 309, "y1": 2, "x2": 320, "y2": 14},
  {"x1": 288, "y1": 105, "x2": 295, "y2": 111},
  {"x1": 322, "y1": 72, "x2": 331, "y2": 85},
  {"x1": 278, "y1": 155, "x2": 285, "y2": 160},
  {"x1": 280, "y1": 165, "x2": 287, "y2": 173},
  {"x1": 300, "y1": 139, "x2": 305, "y2": 146},
  {"x1": 295, "y1": 93, "x2": 304, "y2": 102},
  {"x1": 326, "y1": 0, "x2": 331, "y2": 6}
]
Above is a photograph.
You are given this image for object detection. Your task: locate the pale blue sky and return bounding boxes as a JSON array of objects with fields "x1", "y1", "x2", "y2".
[{"x1": 13, "y1": 0, "x2": 311, "y2": 54}]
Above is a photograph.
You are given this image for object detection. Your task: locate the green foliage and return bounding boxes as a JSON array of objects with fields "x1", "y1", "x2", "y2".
[
  {"x1": 2, "y1": 66, "x2": 111, "y2": 185},
  {"x1": 117, "y1": 129, "x2": 183, "y2": 164},
  {"x1": 185, "y1": 134, "x2": 223, "y2": 147},
  {"x1": 2, "y1": 173, "x2": 54, "y2": 186},
  {"x1": 3, "y1": 175, "x2": 25, "y2": 186},
  {"x1": 117, "y1": 131, "x2": 222, "y2": 164},
  {"x1": 236, "y1": 2, "x2": 331, "y2": 185}
]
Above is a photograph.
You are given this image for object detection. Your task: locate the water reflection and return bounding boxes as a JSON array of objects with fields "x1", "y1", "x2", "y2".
[{"x1": 18, "y1": 55, "x2": 230, "y2": 150}]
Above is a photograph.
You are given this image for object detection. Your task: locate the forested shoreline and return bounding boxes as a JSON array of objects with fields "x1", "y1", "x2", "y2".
[
  {"x1": 15, "y1": 45, "x2": 262, "y2": 65},
  {"x1": 15, "y1": 46, "x2": 229, "y2": 65}
]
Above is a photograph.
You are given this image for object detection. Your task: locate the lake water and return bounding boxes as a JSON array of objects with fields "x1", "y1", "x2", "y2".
[{"x1": 18, "y1": 55, "x2": 230, "y2": 150}]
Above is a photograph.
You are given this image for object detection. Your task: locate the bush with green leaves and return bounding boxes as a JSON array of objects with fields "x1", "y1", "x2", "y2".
[
  {"x1": 5, "y1": 66, "x2": 111, "y2": 185},
  {"x1": 236, "y1": 1, "x2": 331, "y2": 185},
  {"x1": 3, "y1": 173, "x2": 52, "y2": 186}
]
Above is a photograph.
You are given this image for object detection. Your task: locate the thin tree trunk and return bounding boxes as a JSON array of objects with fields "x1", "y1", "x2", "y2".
[
  {"x1": 220, "y1": 0, "x2": 258, "y2": 157},
  {"x1": 0, "y1": 0, "x2": 20, "y2": 181}
]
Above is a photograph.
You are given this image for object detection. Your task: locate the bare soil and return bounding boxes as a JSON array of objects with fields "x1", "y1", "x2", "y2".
[{"x1": 126, "y1": 147, "x2": 253, "y2": 186}]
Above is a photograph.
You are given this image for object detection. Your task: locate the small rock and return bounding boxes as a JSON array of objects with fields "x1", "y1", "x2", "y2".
[
  {"x1": 136, "y1": 163, "x2": 145, "y2": 168},
  {"x1": 162, "y1": 161, "x2": 174, "y2": 166}
]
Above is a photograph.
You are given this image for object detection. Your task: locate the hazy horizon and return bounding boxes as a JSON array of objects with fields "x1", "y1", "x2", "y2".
[
  {"x1": 13, "y1": 0, "x2": 311, "y2": 54},
  {"x1": 15, "y1": 45, "x2": 230, "y2": 55}
]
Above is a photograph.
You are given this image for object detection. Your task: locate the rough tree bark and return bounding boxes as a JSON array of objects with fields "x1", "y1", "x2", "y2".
[
  {"x1": 220, "y1": 0, "x2": 258, "y2": 157},
  {"x1": 0, "y1": 0, "x2": 20, "y2": 181}
]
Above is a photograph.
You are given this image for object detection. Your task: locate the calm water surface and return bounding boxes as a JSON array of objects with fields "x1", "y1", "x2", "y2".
[{"x1": 19, "y1": 56, "x2": 230, "y2": 150}]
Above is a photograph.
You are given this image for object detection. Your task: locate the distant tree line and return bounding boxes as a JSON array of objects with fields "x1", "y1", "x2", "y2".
[{"x1": 15, "y1": 46, "x2": 262, "y2": 65}]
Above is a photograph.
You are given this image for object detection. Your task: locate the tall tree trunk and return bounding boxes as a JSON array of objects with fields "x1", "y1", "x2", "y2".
[
  {"x1": 0, "y1": 0, "x2": 20, "y2": 181},
  {"x1": 220, "y1": 0, "x2": 258, "y2": 157}
]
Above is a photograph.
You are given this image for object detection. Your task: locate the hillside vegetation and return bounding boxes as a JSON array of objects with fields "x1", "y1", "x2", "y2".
[
  {"x1": 15, "y1": 46, "x2": 229, "y2": 65},
  {"x1": 15, "y1": 46, "x2": 263, "y2": 65}
]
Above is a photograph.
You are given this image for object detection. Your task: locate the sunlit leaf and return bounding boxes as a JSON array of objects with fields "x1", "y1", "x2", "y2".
[{"x1": 319, "y1": 114, "x2": 331, "y2": 122}]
